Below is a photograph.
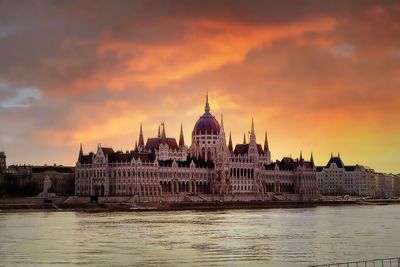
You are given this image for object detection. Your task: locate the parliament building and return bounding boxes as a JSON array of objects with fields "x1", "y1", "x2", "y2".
[{"x1": 75, "y1": 95, "x2": 319, "y2": 202}]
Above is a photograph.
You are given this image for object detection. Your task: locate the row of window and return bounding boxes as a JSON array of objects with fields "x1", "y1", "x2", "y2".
[{"x1": 230, "y1": 168, "x2": 254, "y2": 179}]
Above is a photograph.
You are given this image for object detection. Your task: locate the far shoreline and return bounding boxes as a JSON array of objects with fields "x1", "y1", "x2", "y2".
[{"x1": 1, "y1": 198, "x2": 399, "y2": 213}]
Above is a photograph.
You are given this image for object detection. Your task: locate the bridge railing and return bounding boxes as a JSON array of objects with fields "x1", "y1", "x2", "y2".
[{"x1": 310, "y1": 257, "x2": 400, "y2": 267}]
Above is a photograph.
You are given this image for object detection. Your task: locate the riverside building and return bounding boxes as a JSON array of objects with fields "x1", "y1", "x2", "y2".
[
  {"x1": 0, "y1": 152, "x2": 6, "y2": 171},
  {"x1": 316, "y1": 155, "x2": 375, "y2": 196},
  {"x1": 75, "y1": 95, "x2": 319, "y2": 202}
]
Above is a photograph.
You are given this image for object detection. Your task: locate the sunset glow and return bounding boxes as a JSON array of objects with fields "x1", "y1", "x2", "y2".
[{"x1": 0, "y1": 1, "x2": 399, "y2": 172}]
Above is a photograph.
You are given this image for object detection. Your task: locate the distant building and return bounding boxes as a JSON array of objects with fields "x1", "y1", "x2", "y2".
[
  {"x1": 316, "y1": 155, "x2": 375, "y2": 196},
  {"x1": 0, "y1": 152, "x2": 5, "y2": 184},
  {"x1": 0, "y1": 164, "x2": 74, "y2": 196},
  {"x1": 31, "y1": 165, "x2": 75, "y2": 196},
  {"x1": 75, "y1": 95, "x2": 319, "y2": 202},
  {"x1": 375, "y1": 173, "x2": 400, "y2": 198},
  {"x1": 0, "y1": 165, "x2": 33, "y2": 196},
  {"x1": 0, "y1": 152, "x2": 6, "y2": 171}
]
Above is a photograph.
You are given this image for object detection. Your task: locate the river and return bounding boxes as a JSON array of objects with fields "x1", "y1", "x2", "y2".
[{"x1": 0, "y1": 205, "x2": 399, "y2": 266}]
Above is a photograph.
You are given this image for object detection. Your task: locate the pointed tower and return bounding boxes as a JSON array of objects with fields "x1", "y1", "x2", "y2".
[
  {"x1": 310, "y1": 152, "x2": 314, "y2": 165},
  {"x1": 243, "y1": 132, "x2": 247, "y2": 144},
  {"x1": 78, "y1": 143, "x2": 83, "y2": 161},
  {"x1": 161, "y1": 122, "x2": 166, "y2": 143},
  {"x1": 248, "y1": 118, "x2": 258, "y2": 161},
  {"x1": 138, "y1": 123, "x2": 144, "y2": 148},
  {"x1": 250, "y1": 118, "x2": 256, "y2": 144},
  {"x1": 219, "y1": 114, "x2": 226, "y2": 146},
  {"x1": 299, "y1": 150, "x2": 303, "y2": 163},
  {"x1": 264, "y1": 131, "x2": 269, "y2": 152},
  {"x1": 205, "y1": 92, "x2": 210, "y2": 113},
  {"x1": 157, "y1": 125, "x2": 161, "y2": 138},
  {"x1": 134, "y1": 140, "x2": 138, "y2": 151},
  {"x1": 179, "y1": 123, "x2": 185, "y2": 147},
  {"x1": 263, "y1": 131, "x2": 271, "y2": 164},
  {"x1": 228, "y1": 132, "x2": 233, "y2": 153}
]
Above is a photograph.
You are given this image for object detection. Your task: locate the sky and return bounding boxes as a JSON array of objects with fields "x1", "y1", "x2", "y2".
[{"x1": 0, "y1": 0, "x2": 399, "y2": 173}]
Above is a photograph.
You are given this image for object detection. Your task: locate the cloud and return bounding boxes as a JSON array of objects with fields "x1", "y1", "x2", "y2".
[
  {"x1": 327, "y1": 43, "x2": 356, "y2": 57},
  {"x1": 0, "y1": 83, "x2": 42, "y2": 109},
  {"x1": 0, "y1": 1, "x2": 399, "y2": 172},
  {"x1": 92, "y1": 16, "x2": 336, "y2": 90}
]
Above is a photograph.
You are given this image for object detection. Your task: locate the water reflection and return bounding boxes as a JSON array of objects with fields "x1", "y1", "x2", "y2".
[{"x1": 0, "y1": 205, "x2": 399, "y2": 266}]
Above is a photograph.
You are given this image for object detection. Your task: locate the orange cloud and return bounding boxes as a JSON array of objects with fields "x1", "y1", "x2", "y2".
[
  {"x1": 34, "y1": 100, "x2": 148, "y2": 146},
  {"x1": 2, "y1": 2, "x2": 400, "y2": 173},
  {"x1": 94, "y1": 16, "x2": 336, "y2": 90}
]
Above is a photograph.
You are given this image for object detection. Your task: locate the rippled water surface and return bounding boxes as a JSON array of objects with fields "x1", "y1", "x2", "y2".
[{"x1": 1, "y1": 205, "x2": 400, "y2": 266}]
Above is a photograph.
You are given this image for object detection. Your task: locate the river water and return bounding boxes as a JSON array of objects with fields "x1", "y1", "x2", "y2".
[{"x1": 0, "y1": 205, "x2": 399, "y2": 266}]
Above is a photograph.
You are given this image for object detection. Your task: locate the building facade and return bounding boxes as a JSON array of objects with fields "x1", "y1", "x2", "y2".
[
  {"x1": 31, "y1": 166, "x2": 75, "y2": 196},
  {"x1": 317, "y1": 155, "x2": 375, "y2": 196},
  {"x1": 0, "y1": 152, "x2": 6, "y2": 171},
  {"x1": 75, "y1": 95, "x2": 319, "y2": 202},
  {"x1": 0, "y1": 163, "x2": 74, "y2": 197},
  {"x1": 0, "y1": 152, "x2": 6, "y2": 185},
  {"x1": 374, "y1": 172, "x2": 400, "y2": 199}
]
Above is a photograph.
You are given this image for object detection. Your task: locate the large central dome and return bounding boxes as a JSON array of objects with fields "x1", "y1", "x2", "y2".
[{"x1": 193, "y1": 94, "x2": 220, "y2": 135}]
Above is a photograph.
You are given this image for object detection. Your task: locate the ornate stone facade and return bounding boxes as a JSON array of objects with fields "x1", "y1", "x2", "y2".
[{"x1": 75, "y1": 95, "x2": 319, "y2": 202}]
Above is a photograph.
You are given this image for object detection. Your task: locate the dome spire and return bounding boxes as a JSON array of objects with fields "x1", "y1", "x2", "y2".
[{"x1": 205, "y1": 92, "x2": 210, "y2": 113}]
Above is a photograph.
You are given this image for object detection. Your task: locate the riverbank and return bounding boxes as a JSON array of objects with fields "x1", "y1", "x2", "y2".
[{"x1": 1, "y1": 197, "x2": 399, "y2": 212}]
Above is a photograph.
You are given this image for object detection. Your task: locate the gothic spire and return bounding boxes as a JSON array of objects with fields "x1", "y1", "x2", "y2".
[
  {"x1": 264, "y1": 131, "x2": 269, "y2": 152},
  {"x1": 134, "y1": 140, "x2": 138, "y2": 150},
  {"x1": 300, "y1": 150, "x2": 303, "y2": 161},
  {"x1": 161, "y1": 122, "x2": 166, "y2": 141},
  {"x1": 243, "y1": 132, "x2": 247, "y2": 144},
  {"x1": 228, "y1": 132, "x2": 233, "y2": 152},
  {"x1": 205, "y1": 92, "x2": 210, "y2": 113},
  {"x1": 157, "y1": 125, "x2": 161, "y2": 138},
  {"x1": 250, "y1": 117, "x2": 256, "y2": 144},
  {"x1": 138, "y1": 123, "x2": 144, "y2": 147},
  {"x1": 79, "y1": 143, "x2": 83, "y2": 160},
  {"x1": 179, "y1": 123, "x2": 185, "y2": 147},
  {"x1": 310, "y1": 152, "x2": 314, "y2": 164}
]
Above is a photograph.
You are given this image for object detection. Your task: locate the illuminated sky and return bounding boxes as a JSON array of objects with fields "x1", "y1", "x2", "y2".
[{"x1": 0, "y1": 0, "x2": 399, "y2": 173}]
